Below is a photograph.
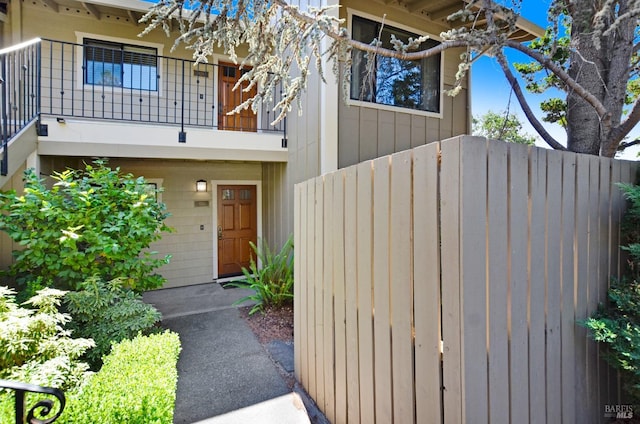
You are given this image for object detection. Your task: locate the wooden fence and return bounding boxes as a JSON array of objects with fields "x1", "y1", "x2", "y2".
[{"x1": 293, "y1": 136, "x2": 639, "y2": 423}]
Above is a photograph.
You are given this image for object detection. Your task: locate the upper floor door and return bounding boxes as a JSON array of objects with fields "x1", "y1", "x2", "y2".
[{"x1": 218, "y1": 62, "x2": 257, "y2": 132}]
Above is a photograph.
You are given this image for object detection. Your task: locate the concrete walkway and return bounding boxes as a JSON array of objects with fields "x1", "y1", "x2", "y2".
[{"x1": 142, "y1": 283, "x2": 314, "y2": 424}]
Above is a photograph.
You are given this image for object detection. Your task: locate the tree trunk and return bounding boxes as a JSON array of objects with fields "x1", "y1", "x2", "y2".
[{"x1": 566, "y1": 2, "x2": 605, "y2": 155}]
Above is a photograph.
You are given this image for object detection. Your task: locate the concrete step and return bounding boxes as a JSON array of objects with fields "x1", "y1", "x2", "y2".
[{"x1": 193, "y1": 393, "x2": 311, "y2": 424}]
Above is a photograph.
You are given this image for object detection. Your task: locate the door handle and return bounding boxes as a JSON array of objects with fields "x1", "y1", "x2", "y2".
[{"x1": 218, "y1": 226, "x2": 223, "y2": 240}]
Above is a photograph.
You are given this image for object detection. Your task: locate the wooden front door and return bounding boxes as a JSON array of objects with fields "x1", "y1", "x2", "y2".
[
  {"x1": 217, "y1": 185, "x2": 258, "y2": 277},
  {"x1": 218, "y1": 62, "x2": 257, "y2": 132}
]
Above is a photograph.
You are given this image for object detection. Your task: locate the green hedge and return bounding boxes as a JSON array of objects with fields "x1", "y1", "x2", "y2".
[
  {"x1": 1, "y1": 331, "x2": 181, "y2": 424},
  {"x1": 62, "y1": 331, "x2": 181, "y2": 423}
]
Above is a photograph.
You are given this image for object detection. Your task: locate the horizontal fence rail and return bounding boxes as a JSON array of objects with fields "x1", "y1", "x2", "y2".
[
  {"x1": 294, "y1": 136, "x2": 639, "y2": 424},
  {"x1": 39, "y1": 39, "x2": 285, "y2": 133}
]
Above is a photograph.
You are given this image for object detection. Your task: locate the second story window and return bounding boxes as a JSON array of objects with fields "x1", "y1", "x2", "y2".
[
  {"x1": 84, "y1": 38, "x2": 158, "y2": 91},
  {"x1": 350, "y1": 15, "x2": 441, "y2": 114}
]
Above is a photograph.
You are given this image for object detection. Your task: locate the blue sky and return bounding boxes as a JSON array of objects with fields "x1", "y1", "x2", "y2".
[{"x1": 471, "y1": 0, "x2": 640, "y2": 158}]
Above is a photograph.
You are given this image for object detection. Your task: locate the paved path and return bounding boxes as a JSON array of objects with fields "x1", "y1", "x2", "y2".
[{"x1": 143, "y1": 283, "x2": 291, "y2": 423}]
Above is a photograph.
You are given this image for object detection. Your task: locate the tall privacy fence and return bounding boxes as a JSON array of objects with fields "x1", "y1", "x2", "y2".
[{"x1": 293, "y1": 136, "x2": 639, "y2": 424}]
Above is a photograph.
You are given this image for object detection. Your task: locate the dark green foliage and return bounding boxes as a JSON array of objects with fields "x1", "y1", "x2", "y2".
[
  {"x1": 230, "y1": 235, "x2": 294, "y2": 315},
  {"x1": 65, "y1": 277, "x2": 162, "y2": 369},
  {"x1": 0, "y1": 160, "x2": 172, "y2": 294},
  {"x1": 472, "y1": 110, "x2": 537, "y2": 145},
  {"x1": 584, "y1": 182, "x2": 640, "y2": 404}
]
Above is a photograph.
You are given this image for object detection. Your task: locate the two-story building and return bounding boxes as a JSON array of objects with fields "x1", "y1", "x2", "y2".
[{"x1": 0, "y1": 0, "x2": 539, "y2": 288}]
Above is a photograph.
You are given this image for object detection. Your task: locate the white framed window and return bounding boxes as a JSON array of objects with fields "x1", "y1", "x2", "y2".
[{"x1": 350, "y1": 14, "x2": 442, "y2": 115}]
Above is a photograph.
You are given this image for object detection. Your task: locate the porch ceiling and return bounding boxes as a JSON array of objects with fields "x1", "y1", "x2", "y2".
[
  {"x1": 373, "y1": 0, "x2": 543, "y2": 41},
  {"x1": 23, "y1": 0, "x2": 543, "y2": 40}
]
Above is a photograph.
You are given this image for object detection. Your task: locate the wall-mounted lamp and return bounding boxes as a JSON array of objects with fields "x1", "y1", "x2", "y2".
[
  {"x1": 56, "y1": 117, "x2": 66, "y2": 124},
  {"x1": 196, "y1": 179, "x2": 207, "y2": 192}
]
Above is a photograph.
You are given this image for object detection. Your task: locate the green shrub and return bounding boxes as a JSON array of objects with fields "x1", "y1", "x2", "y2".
[
  {"x1": 0, "y1": 286, "x2": 93, "y2": 391},
  {"x1": 231, "y1": 235, "x2": 294, "y2": 315},
  {"x1": 584, "y1": 182, "x2": 640, "y2": 404},
  {"x1": 0, "y1": 331, "x2": 181, "y2": 424},
  {"x1": 61, "y1": 331, "x2": 181, "y2": 424},
  {"x1": 64, "y1": 277, "x2": 162, "y2": 369},
  {"x1": 0, "y1": 160, "x2": 172, "y2": 295}
]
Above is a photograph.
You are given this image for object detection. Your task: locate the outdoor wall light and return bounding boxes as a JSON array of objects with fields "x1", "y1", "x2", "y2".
[
  {"x1": 56, "y1": 117, "x2": 65, "y2": 124},
  {"x1": 196, "y1": 179, "x2": 207, "y2": 192}
]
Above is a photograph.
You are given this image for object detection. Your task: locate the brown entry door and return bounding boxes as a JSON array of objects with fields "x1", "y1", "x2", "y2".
[
  {"x1": 218, "y1": 62, "x2": 257, "y2": 132},
  {"x1": 217, "y1": 185, "x2": 258, "y2": 277}
]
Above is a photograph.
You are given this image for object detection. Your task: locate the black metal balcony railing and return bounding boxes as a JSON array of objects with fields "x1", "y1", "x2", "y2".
[
  {"x1": 0, "y1": 38, "x2": 286, "y2": 175},
  {"x1": 0, "y1": 379, "x2": 66, "y2": 424}
]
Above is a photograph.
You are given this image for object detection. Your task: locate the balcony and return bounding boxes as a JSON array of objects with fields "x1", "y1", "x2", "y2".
[{"x1": 0, "y1": 38, "x2": 288, "y2": 173}]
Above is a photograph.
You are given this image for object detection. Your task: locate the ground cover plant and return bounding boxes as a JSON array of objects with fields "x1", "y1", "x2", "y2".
[
  {"x1": 585, "y1": 181, "x2": 640, "y2": 404},
  {"x1": 0, "y1": 159, "x2": 172, "y2": 297},
  {"x1": 231, "y1": 235, "x2": 294, "y2": 315}
]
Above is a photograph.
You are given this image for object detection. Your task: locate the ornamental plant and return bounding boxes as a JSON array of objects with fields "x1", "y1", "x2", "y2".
[
  {"x1": 64, "y1": 277, "x2": 162, "y2": 369},
  {"x1": 231, "y1": 235, "x2": 294, "y2": 315},
  {"x1": 0, "y1": 160, "x2": 172, "y2": 295},
  {"x1": 0, "y1": 286, "x2": 93, "y2": 392},
  {"x1": 584, "y1": 182, "x2": 640, "y2": 404}
]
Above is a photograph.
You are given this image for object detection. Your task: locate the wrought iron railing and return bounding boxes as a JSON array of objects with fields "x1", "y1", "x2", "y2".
[
  {"x1": 0, "y1": 39, "x2": 41, "y2": 176},
  {"x1": 0, "y1": 379, "x2": 66, "y2": 424},
  {"x1": 39, "y1": 39, "x2": 285, "y2": 133},
  {"x1": 0, "y1": 38, "x2": 286, "y2": 175}
]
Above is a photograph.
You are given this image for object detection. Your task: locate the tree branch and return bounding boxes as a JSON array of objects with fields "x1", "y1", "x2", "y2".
[
  {"x1": 603, "y1": 99, "x2": 640, "y2": 156},
  {"x1": 504, "y1": 39, "x2": 610, "y2": 123},
  {"x1": 496, "y1": 52, "x2": 567, "y2": 151}
]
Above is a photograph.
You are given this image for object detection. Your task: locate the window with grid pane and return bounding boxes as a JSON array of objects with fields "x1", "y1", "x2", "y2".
[
  {"x1": 84, "y1": 38, "x2": 158, "y2": 91},
  {"x1": 350, "y1": 16, "x2": 441, "y2": 113}
]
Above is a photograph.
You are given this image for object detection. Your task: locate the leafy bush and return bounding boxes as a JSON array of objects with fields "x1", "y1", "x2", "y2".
[
  {"x1": 0, "y1": 286, "x2": 93, "y2": 391},
  {"x1": 0, "y1": 331, "x2": 181, "y2": 424},
  {"x1": 64, "y1": 277, "x2": 162, "y2": 369},
  {"x1": 61, "y1": 331, "x2": 181, "y2": 424},
  {"x1": 0, "y1": 160, "x2": 172, "y2": 294},
  {"x1": 231, "y1": 235, "x2": 294, "y2": 315},
  {"x1": 584, "y1": 182, "x2": 640, "y2": 404}
]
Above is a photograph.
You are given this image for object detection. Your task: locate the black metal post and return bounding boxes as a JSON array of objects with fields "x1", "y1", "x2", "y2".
[
  {"x1": 1, "y1": 53, "x2": 9, "y2": 176},
  {"x1": 178, "y1": 59, "x2": 186, "y2": 143}
]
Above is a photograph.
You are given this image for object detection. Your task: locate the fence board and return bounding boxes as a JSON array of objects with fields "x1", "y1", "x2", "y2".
[
  {"x1": 587, "y1": 156, "x2": 600, "y2": 420},
  {"x1": 356, "y1": 161, "x2": 375, "y2": 424},
  {"x1": 321, "y1": 175, "x2": 335, "y2": 422},
  {"x1": 333, "y1": 171, "x2": 348, "y2": 423},
  {"x1": 440, "y1": 138, "x2": 463, "y2": 423},
  {"x1": 529, "y1": 148, "x2": 547, "y2": 424},
  {"x1": 487, "y1": 140, "x2": 509, "y2": 423},
  {"x1": 372, "y1": 156, "x2": 393, "y2": 423},
  {"x1": 308, "y1": 179, "x2": 319, "y2": 403},
  {"x1": 460, "y1": 139, "x2": 488, "y2": 423},
  {"x1": 574, "y1": 154, "x2": 590, "y2": 423},
  {"x1": 560, "y1": 152, "x2": 576, "y2": 423},
  {"x1": 390, "y1": 150, "x2": 415, "y2": 423},
  {"x1": 313, "y1": 177, "x2": 327, "y2": 413},
  {"x1": 598, "y1": 159, "x2": 613, "y2": 408},
  {"x1": 413, "y1": 143, "x2": 442, "y2": 424},
  {"x1": 344, "y1": 166, "x2": 361, "y2": 424},
  {"x1": 304, "y1": 180, "x2": 316, "y2": 398},
  {"x1": 294, "y1": 183, "x2": 304, "y2": 383},
  {"x1": 508, "y1": 143, "x2": 530, "y2": 422},
  {"x1": 546, "y1": 151, "x2": 563, "y2": 422}
]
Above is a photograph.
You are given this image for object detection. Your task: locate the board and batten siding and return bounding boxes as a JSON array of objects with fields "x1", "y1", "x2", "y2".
[{"x1": 294, "y1": 136, "x2": 639, "y2": 424}]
